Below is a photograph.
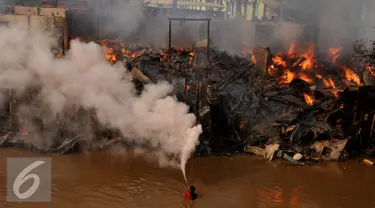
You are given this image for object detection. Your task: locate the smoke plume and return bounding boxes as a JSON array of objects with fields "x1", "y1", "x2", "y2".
[
  {"x1": 0, "y1": 23, "x2": 202, "y2": 169},
  {"x1": 65, "y1": 0, "x2": 375, "y2": 55}
]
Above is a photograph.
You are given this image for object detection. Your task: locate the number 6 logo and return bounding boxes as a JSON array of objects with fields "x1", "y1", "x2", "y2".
[{"x1": 13, "y1": 161, "x2": 45, "y2": 199}]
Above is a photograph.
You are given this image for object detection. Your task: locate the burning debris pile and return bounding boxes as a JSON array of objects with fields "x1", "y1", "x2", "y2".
[
  {"x1": 96, "y1": 39, "x2": 197, "y2": 70},
  {"x1": 2, "y1": 30, "x2": 375, "y2": 166},
  {"x1": 243, "y1": 42, "x2": 375, "y2": 164},
  {"x1": 92, "y1": 38, "x2": 375, "y2": 164}
]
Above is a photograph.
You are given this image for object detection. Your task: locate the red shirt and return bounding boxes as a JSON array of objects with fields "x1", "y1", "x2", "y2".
[{"x1": 184, "y1": 191, "x2": 192, "y2": 200}]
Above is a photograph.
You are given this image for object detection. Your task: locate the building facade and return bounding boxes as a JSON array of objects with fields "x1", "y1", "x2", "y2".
[{"x1": 144, "y1": 0, "x2": 279, "y2": 20}]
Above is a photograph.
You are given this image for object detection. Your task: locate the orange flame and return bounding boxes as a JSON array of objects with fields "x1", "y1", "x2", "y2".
[
  {"x1": 342, "y1": 66, "x2": 362, "y2": 85},
  {"x1": 303, "y1": 93, "x2": 314, "y2": 106},
  {"x1": 268, "y1": 64, "x2": 278, "y2": 76},
  {"x1": 252, "y1": 55, "x2": 256, "y2": 64},
  {"x1": 366, "y1": 65, "x2": 375, "y2": 76},
  {"x1": 272, "y1": 55, "x2": 287, "y2": 67},
  {"x1": 298, "y1": 45, "x2": 315, "y2": 70},
  {"x1": 323, "y1": 77, "x2": 336, "y2": 88},
  {"x1": 279, "y1": 70, "x2": 295, "y2": 84},
  {"x1": 328, "y1": 47, "x2": 342, "y2": 63},
  {"x1": 100, "y1": 42, "x2": 117, "y2": 64},
  {"x1": 316, "y1": 74, "x2": 336, "y2": 88},
  {"x1": 298, "y1": 73, "x2": 312, "y2": 84},
  {"x1": 332, "y1": 91, "x2": 339, "y2": 98},
  {"x1": 287, "y1": 42, "x2": 296, "y2": 58}
]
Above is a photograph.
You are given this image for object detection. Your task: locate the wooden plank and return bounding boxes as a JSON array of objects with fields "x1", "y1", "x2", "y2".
[{"x1": 252, "y1": 46, "x2": 270, "y2": 73}]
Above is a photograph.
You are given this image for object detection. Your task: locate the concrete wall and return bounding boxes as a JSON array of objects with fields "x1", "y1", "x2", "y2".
[{"x1": 0, "y1": 6, "x2": 68, "y2": 51}]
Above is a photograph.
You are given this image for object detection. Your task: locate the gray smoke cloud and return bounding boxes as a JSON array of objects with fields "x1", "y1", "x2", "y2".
[
  {"x1": 5, "y1": 0, "x2": 375, "y2": 55},
  {"x1": 87, "y1": 1, "x2": 305, "y2": 54},
  {"x1": 62, "y1": 1, "x2": 303, "y2": 53},
  {"x1": 278, "y1": 0, "x2": 375, "y2": 52},
  {"x1": 0, "y1": 23, "x2": 202, "y2": 169}
]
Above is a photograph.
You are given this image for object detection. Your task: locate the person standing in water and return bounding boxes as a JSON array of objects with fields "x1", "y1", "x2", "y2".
[{"x1": 184, "y1": 186, "x2": 197, "y2": 200}]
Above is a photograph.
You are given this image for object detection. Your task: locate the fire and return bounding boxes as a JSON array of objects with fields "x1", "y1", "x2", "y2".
[
  {"x1": 263, "y1": 41, "x2": 360, "y2": 105},
  {"x1": 279, "y1": 69, "x2": 295, "y2": 84},
  {"x1": 332, "y1": 91, "x2": 339, "y2": 98},
  {"x1": 366, "y1": 65, "x2": 375, "y2": 76},
  {"x1": 342, "y1": 66, "x2": 362, "y2": 86},
  {"x1": 272, "y1": 55, "x2": 287, "y2": 67},
  {"x1": 268, "y1": 64, "x2": 278, "y2": 76},
  {"x1": 328, "y1": 47, "x2": 342, "y2": 63},
  {"x1": 103, "y1": 46, "x2": 116, "y2": 64},
  {"x1": 93, "y1": 38, "x2": 371, "y2": 105},
  {"x1": 316, "y1": 74, "x2": 336, "y2": 88},
  {"x1": 298, "y1": 45, "x2": 315, "y2": 70},
  {"x1": 303, "y1": 93, "x2": 314, "y2": 106},
  {"x1": 298, "y1": 73, "x2": 312, "y2": 84},
  {"x1": 276, "y1": 70, "x2": 312, "y2": 85},
  {"x1": 323, "y1": 77, "x2": 336, "y2": 88},
  {"x1": 287, "y1": 42, "x2": 296, "y2": 58}
]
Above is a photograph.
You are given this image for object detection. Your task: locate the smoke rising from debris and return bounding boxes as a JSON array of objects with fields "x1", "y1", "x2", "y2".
[
  {"x1": 94, "y1": 0, "x2": 375, "y2": 54},
  {"x1": 0, "y1": 23, "x2": 202, "y2": 170},
  {"x1": 90, "y1": 1, "x2": 300, "y2": 53}
]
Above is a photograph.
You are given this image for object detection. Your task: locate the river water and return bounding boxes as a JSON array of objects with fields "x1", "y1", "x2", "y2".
[{"x1": 0, "y1": 148, "x2": 375, "y2": 208}]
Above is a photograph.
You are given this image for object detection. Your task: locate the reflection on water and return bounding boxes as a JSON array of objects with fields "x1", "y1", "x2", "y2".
[
  {"x1": 0, "y1": 149, "x2": 375, "y2": 208},
  {"x1": 257, "y1": 186, "x2": 284, "y2": 207},
  {"x1": 256, "y1": 186, "x2": 302, "y2": 208}
]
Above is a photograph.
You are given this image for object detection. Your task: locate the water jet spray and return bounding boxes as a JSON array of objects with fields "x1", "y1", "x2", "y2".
[{"x1": 180, "y1": 124, "x2": 202, "y2": 185}]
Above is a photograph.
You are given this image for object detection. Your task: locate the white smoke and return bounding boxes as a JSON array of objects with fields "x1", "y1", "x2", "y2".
[{"x1": 0, "y1": 23, "x2": 202, "y2": 169}]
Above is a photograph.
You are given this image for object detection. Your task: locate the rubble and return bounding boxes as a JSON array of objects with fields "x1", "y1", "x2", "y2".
[
  {"x1": 2, "y1": 37, "x2": 375, "y2": 165},
  {"x1": 108, "y1": 40, "x2": 375, "y2": 164},
  {"x1": 311, "y1": 139, "x2": 348, "y2": 160},
  {"x1": 363, "y1": 158, "x2": 374, "y2": 166}
]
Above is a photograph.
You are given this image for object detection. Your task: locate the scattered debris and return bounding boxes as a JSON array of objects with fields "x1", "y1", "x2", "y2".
[
  {"x1": 311, "y1": 139, "x2": 348, "y2": 160},
  {"x1": 363, "y1": 158, "x2": 374, "y2": 166},
  {"x1": 244, "y1": 146, "x2": 265, "y2": 157},
  {"x1": 264, "y1": 143, "x2": 280, "y2": 161},
  {"x1": 283, "y1": 153, "x2": 305, "y2": 165},
  {"x1": 293, "y1": 153, "x2": 303, "y2": 161}
]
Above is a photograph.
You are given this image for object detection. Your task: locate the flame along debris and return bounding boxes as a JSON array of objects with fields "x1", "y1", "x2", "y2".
[{"x1": 89, "y1": 39, "x2": 375, "y2": 163}]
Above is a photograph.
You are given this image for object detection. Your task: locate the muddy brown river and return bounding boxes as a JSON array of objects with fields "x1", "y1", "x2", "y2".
[{"x1": 0, "y1": 149, "x2": 375, "y2": 208}]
